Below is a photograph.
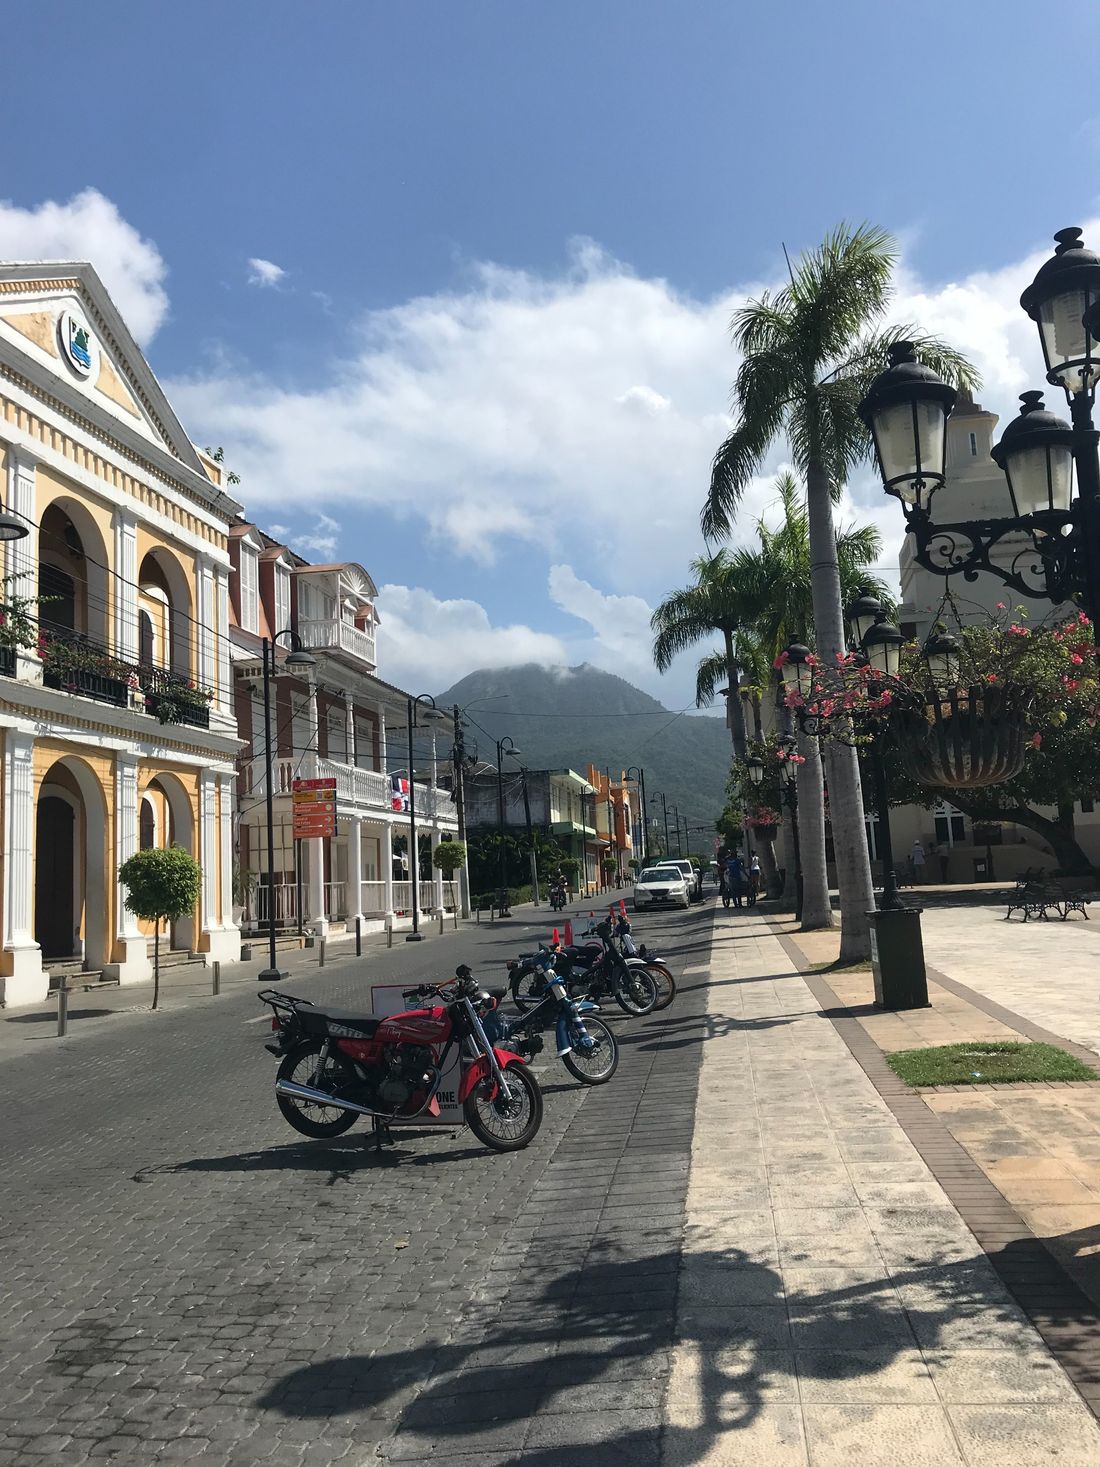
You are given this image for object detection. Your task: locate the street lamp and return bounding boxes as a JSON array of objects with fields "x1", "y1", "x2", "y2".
[
  {"x1": 779, "y1": 738, "x2": 803, "y2": 921},
  {"x1": 861, "y1": 229, "x2": 1100, "y2": 641},
  {"x1": 495, "y1": 736, "x2": 522, "y2": 915},
  {"x1": 624, "y1": 765, "x2": 648, "y2": 862},
  {"x1": 780, "y1": 643, "x2": 815, "y2": 700},
  {"x1": 0, "y1": 506, "x2": 28, "y2": 542},
  {"x1": 650, "y1": 791, "x2": 671, "y2": 856},
  {"x1": 746, "y1": 755, "x2": 765, "y2": 788},
  {"x1": 259, "y1": 631, "x2": 316, "y2": 980},
  {"x1": 406, "y1": 694, "x2": 447, "y2": 942}
]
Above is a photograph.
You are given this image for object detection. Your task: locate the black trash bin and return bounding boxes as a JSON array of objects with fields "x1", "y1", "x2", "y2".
[{"x1": 868, "y1": 908, "x2": 929, "y2": 1010}]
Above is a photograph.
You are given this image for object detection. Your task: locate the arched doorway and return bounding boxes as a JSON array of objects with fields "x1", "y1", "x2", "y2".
[
  {"x1": 34, "y1": 758, "x2": 108, "y2": 970},
  {"x1": 139, "y1": 550, "x2": 192, "y2": 679},
  {"x1": 37, "y1": 500, "x2": 109, "y2": 646},
  {"x1": 142, "y1": 774, "x2": 195, "y2": 951}
]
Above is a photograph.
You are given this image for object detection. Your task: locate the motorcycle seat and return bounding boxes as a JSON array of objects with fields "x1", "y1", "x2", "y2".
[{"x1": 301, "y1": 1006, "x2": 384, "y2": 1036}]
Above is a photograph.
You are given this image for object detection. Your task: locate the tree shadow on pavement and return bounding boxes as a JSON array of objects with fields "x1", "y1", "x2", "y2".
[{"x1": 256, "y1": 1236, "x2": 1025, "y2": 1465}]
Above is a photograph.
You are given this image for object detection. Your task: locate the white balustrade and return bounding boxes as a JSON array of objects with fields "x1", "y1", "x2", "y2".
[{"x1": 298, "y1": 618, "x2": 377, "y2": 667}]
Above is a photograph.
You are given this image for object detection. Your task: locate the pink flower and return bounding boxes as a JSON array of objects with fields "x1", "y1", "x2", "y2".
[
  {"x1": 996, "y1": 602, "x2": 1006, "y2": 611},
  {"x1": 986, "y1": 673, "x2": 997, "y2": 684},
  {"x1": 1072, "y1": 653, "x2": 1085, "y2": 665},
  {"x1": 1065, "y1": 678, "x2": 1080, "y2": 692},
  {"x1": 879, "y1": 690, "x2": 894, "y2": 705},
  {"x1": 1031, "y1": 733, "x2": 1042, "y2": 749},
  {"x1": 773, "y1": 651, "x2": 789, "y2": 668},
  {"x1": 1081, "y1": 612, "x2": 1091, "y2": 624}
]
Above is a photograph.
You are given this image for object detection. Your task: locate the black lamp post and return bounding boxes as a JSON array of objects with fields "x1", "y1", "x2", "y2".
[
  {"x1": 259, "y1": 631, "x2": 317, "y2": 980},
  {"x1": 860, "y1": 229, "x2": 1100, "y2": 643},
  {"x1": 778, "y1": 740, "x2": 803, "y2": 921},
  {"x1": 650, "y1": 791, "x2": 671, "y2": 856},
  {"x1": 669, "y1": 805, "x2": 683, "y2": 857},
  {"x1": 0, "y1": 508, "x2": 28, "y2": 542},
  {"x1": 625, "y1": 765, "x2": 648, "y2": 862},
  {"x1": 405, "y1": 693, "x2": 447, "y2": 942},
  {"x1": 495, "y1": 735, "x2": 522, "y2": 915}
]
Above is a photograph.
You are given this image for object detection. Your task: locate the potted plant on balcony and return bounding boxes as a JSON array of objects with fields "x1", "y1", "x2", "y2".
[
  {"x1": 38, "y1": 633, "x2": 130, "y2": 705},
  {"x1": 143, "y1": 676, "x2": 215, "y2": 726},
  {"x1": 0, "y1": 580, "x2": 39, "y2": 677}
]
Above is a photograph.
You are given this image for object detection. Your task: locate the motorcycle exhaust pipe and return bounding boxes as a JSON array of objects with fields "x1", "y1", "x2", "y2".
[{"x1": 275, "y1": 1078, "x2": 382, "y2": 1117}]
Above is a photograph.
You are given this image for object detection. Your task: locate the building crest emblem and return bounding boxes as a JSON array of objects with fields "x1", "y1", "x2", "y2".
[{"x1": 57, "y1": 309, "x2": 97, "y2": 379}]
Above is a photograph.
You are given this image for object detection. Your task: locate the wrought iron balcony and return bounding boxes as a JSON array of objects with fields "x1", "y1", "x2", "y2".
[{"x1": 30, "y1": 627, "x2": 214, "y2": 726}]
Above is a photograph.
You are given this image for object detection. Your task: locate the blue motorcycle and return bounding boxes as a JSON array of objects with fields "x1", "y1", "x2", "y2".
[{"x1": 476, "y1": 954, "x2": 619, "y2": 1086}]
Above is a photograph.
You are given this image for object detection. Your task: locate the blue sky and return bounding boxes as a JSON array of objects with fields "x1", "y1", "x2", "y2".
[{"x1": 2, "y1": 0, "x2": 1099, "y2": 704}]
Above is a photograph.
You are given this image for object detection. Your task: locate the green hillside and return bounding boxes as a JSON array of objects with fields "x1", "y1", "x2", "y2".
[{"x1": 436, "y1": 663, "x2": 731, "y2": 850}]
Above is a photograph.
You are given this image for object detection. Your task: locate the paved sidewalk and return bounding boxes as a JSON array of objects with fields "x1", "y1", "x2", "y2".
[{"x1": 666, "y1": 909, "x2": 1100, "y2": 1465}]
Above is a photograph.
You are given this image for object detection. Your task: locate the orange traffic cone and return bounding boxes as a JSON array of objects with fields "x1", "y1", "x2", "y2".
[
  {"x1": 551, "y1": 927, "x2": 560, "y2": 946},
  {"x1": 564, "y1": 920, "x2": 574, "y2": 946},
  {"x1": 619, "y1": 899, "x2": 627, "y2": 918}
]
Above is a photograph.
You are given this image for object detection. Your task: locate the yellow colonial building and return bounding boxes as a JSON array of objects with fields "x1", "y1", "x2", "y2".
[{"x1": 0, "y1": 262, "x2": 242, "y2": 1006}]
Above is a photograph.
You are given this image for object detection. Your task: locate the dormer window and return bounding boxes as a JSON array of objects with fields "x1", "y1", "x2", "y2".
[
  {"x1": 240, "y1": 544, "x2": 259, "y2": 633},
  {"x1": 274, "y1": 561, "x2": 291, "y2": 635}
]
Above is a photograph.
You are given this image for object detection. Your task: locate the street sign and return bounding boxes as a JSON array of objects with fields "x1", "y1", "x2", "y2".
[{"x1": 292, "y1": 776, "x2": 336, "y2": 839}]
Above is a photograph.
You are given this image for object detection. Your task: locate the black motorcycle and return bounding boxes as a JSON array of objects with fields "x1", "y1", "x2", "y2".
[
  {"x1": 479, "y1": 954, "x2": 618, "y2": 1085},
  {"x1": 509, "y1": 920, "x2": 656, "y2": 1016}
]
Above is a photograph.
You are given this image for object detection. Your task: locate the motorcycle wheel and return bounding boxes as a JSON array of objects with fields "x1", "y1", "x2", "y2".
[
  {"x1": 644, "y1": 963, "x2": 677, "y2": 1011},
  {"x1": 561, "y1": 1017, "x2": 619, "y2": 1085},
  {"x1": 464, "y1": 1063, "x2": 543, "y2": 1151},
  {"x1": 613, "y1": 966, "x2": 657, "y2": 1016},
  {"x1": 276, "y1": 1041, "x2": 360, "y2": 1138},
  {"x1": 510, "y1": 967, "x2": 553, "y2": 1012}
]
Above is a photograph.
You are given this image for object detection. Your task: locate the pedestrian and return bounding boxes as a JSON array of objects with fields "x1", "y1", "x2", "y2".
[
  {"x1": 724, "y1": 852, "x2": 747, "y2": 908},
  {"x1": 749, "y1": 853, "x2": 762, "y2": 897},
  {"x1": 911, "y1": 839, "x2": 927, "y2": 885},
  {"x1": 935, "y1": 842, "x2": 950, "y2": 883}
]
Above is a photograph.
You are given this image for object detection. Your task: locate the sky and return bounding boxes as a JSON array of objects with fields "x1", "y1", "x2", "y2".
[{"x1": 2, "y1": 0, "x2": 1099, "y2": 708}]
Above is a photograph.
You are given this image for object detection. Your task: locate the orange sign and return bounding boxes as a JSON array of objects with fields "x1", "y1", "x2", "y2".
[{"x1": 292, "y1": 776, "x2": 336, "y2": 839}]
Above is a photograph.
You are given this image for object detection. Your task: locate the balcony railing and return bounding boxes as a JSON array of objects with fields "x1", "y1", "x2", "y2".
[
  {"x1": 30, "y1": 627, "x2": 215, "y2": 725},
  {"x1": 243, "y1": 755, "x2": 455, "y2": 821},
  {"x1": 298, "y1": 617, "x2": 377, "y2": 667}
]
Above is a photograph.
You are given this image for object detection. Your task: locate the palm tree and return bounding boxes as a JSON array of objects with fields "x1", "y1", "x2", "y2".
[
  {"x1": 729, "y1": 471, "x2": 892, "y2": 929},
  {"x1": 703, "y1": 225, "x2": 976, "y2": 960},
  {"x1": 651, "y1": 550, "x2": 754, "y2": 761}
]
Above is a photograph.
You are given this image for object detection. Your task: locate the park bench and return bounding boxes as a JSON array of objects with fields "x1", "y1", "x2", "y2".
[{"x1": 1005, "y1": 869, "x2": 1094, "y2": 922}]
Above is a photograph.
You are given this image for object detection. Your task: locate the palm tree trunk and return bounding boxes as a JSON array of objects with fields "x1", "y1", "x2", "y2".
[
  {"x1": 755, "y1": 832, "x2": 781, "y2": 897},
  {"x1": 780, "y1": 812, "x2": 797, "y2": 910},
  {"x1": 805, "y1": 459, "x2": 875, "y2": 958},
  {"x1": 723, "y1": 628, "x2": 748, "y2": 761},
  {"x1": 796, "y1": 730, "x2": 832, "y2": 929}
]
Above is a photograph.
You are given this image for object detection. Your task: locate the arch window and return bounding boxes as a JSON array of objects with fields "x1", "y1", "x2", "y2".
[{"x1": 139, "y1": 797, "x2": 156, "y2": 850}]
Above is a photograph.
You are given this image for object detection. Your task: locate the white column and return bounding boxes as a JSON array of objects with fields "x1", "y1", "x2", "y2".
[
  {"x1": 107, "y1": 753, "x2": 149, "y2": 985},
  {"x1": 200, "y1": 771, "x2": 219, "y2": 935},
  {"x1": 382, "y1": 820, "x2": 395, "y2": 919},
  {"x1": 196, "y1": 554, "x2": 216, "y2": 693},
  {"x1": 112, "y1": 508, "x2": 139, "y2": 662},
  {"x1": 304, "y1": 673, "x2": 327, "y2": 933},
  {"x1": 2, "y1": 730, "x2": 45, "y2": 1004},
  {"x1": 377, "y1": 702, "x2": 388, "y2": 773},
  {"x1": 431, "y1": 828, "x2": 445, "y2": 913},
  {"x1": 5, "y1": 448, "x2": 36, "y2": 597},
  {"x1": 214, "y1": 567, "x2": 232, "y2": 716},
  {"x1": 218, "y1": 774, "x2": 238, "y2": 938},
  {"x1": 345, "y1": 693, "x2": 356, "y2": 766},
  {"x1": 348, "y1": 814, "x2": 364, "y2": 921}
]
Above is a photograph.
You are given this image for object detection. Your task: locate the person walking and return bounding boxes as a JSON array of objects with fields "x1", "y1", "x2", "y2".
[
  {"x1": 724, "y1": 852, "x2": 747, "y2": 909},
  {"x1": 749, "y1": 853, "x2": 762, "y2": 901},
  {"x1": 910, "y1": 840, "x2": 927, "y2": 885}
]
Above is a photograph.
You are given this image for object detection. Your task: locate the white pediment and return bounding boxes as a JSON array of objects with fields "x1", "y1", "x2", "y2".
[{"x1": 0, "y1": 262, "x2": 210, "y2": 481}]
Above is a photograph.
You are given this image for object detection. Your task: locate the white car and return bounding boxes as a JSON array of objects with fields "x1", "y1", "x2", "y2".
[
  {"x1": 634, "y1": 866, "x2": 691, "y2": 911},
  {"x1": 654, "y1": 859, "x2": 703, "y2": 902}
]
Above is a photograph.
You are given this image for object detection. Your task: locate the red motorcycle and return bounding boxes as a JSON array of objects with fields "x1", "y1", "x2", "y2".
[{"x1": 259, "y1": 967, "x2": 543, "y2": 1153}]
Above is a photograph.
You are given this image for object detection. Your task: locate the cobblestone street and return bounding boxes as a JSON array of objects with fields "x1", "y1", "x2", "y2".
[{"x1": 0, "y1": 900, "x2": 709, "y2": 1466}]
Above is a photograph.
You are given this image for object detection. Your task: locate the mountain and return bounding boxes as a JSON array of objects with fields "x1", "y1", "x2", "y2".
[{"x1": 435, "y1": 663, "x2": 731, "y2": 847}]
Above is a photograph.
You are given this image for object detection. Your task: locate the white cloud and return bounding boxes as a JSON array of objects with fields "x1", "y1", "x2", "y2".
[
  {"x1": 376, "y1": 583, "x2": 567, "y2": 690},
  {"x1": 0, "y1": 188, "x2": 168, "y2": 343},
  {"x1": 295, "y1": 512, "x2": 340, "y2": 560},
  {"x1": 247, "y1": 257, "x2": 286, "y2": 288},
  {"x1": 549, "y1": 562, "x2": 656, "y2": 670}
]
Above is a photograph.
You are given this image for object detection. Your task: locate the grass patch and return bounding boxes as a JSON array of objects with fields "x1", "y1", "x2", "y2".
[
  {"x1": 810, "y1": 959, "x2": 871, "y2": 974},
  {"x1": 886, "y1": 1040, "x2": 1096, "y2": 1088}
]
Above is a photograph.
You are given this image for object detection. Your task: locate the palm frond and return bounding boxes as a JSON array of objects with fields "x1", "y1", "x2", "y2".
[{"x1": 694, "y1": 650, "x2": 730, "y2": 707}]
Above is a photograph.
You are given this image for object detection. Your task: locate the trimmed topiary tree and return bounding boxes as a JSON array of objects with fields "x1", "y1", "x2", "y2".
[
  {"x1": 432, "y1": 839, "x2": 467, "y2": 920},
  {"x1": 119, "y1": 846, "x2": 202, "y2": 1010}
]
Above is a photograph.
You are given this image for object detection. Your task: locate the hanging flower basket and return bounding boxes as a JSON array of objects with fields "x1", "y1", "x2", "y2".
[{"x1": 889, "y1": 684, "x2": 1030, "y2": 789}]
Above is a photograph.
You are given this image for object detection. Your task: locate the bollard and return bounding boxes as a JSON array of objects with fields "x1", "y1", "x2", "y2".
[
  {"x1": 387, "y1": 921, "x2": 393, "y2": 949},
  {"x1": 57, "y1": 982, "x2": 68, "y2": 1038},
  {"x1": 355, "y1": 917, "x2": 362, "y2": 957},
  {"x1": 476, "y1": 905, "x2": 480, "y2": 925},
  {"x1": 319, "y1": 936, "x2": 327, "y2": 967},
  {"x1": 212, "y1": 960, "x2": 221, "y2": 996},
  {"x1": 438, "y1": 911, "x2": 444, "y2": 935}
]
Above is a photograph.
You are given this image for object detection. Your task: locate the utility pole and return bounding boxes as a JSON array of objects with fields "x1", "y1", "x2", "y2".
[
  {"x1": 520, "y1": 766, "x2": 539, "y2": 906},
  {"x1": 452, "y1": 704, "x2": 471, "y2": 918}
]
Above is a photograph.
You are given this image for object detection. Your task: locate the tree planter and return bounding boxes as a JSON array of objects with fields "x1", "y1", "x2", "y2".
[{"x1": 890, "y1": 685, "x2": 1029, "y2": 789}]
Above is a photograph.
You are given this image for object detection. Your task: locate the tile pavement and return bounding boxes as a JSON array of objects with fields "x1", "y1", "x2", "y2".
[{"x1": 663, "y1": 908, "x2": 1100, "y2": 1465}]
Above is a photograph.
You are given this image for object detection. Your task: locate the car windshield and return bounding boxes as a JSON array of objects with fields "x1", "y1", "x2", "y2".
[
  {"x1": 638, "y1": 869, "x2": 678, "y2": 884},
  {"x1": 658, "y1": 863, "x2": 690, "y2": 874}
]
